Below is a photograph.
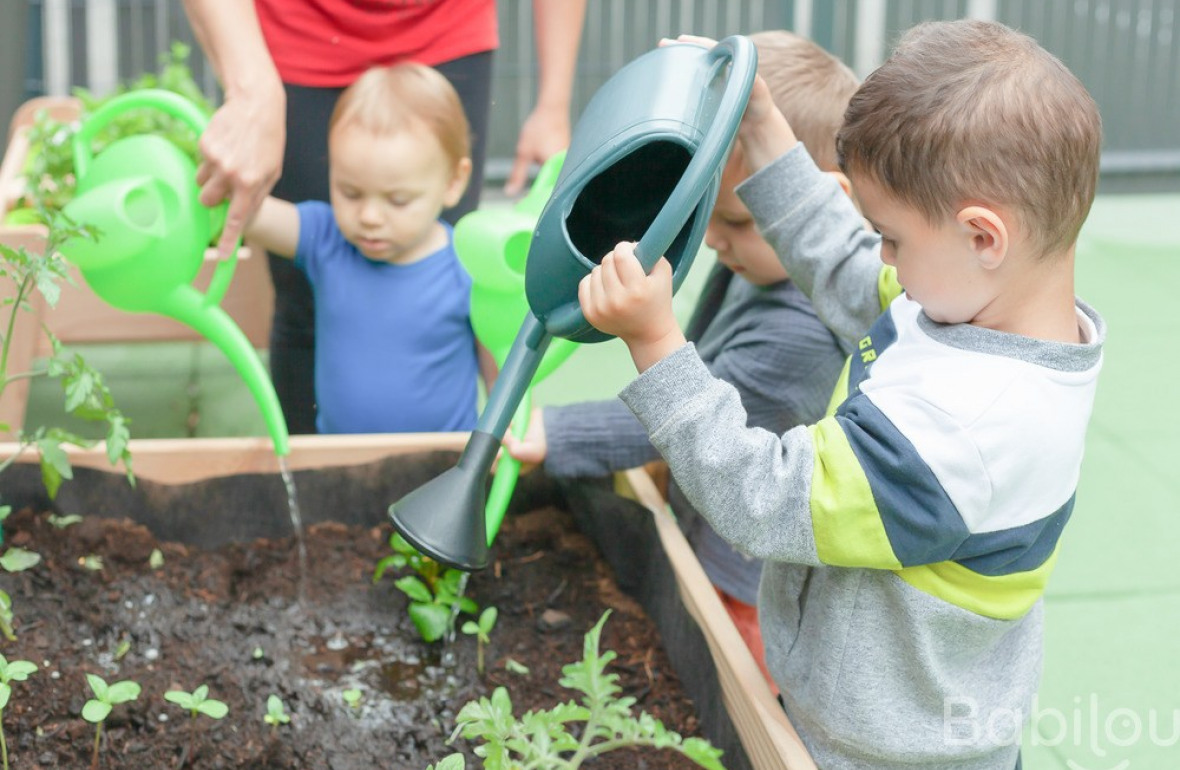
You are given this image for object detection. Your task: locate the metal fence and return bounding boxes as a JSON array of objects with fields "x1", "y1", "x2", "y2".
[{"x1": 15, "y1": 0, "x2": 1180, "y2": 190}]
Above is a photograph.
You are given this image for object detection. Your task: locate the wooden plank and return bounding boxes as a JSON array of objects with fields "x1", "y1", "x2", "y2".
[
  {"x1": 617, "y1": 467, "x2": 817, "y2": 770},
  {"x1": 0, "y1": 432, "x2": 469, "y2": 484}
]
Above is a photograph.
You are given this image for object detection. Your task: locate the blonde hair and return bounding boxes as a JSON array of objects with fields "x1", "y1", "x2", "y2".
[
  {"x1": 330, "y1": 63, "x2": 471, "y2": 167},
  {"x1": 750, "y1": 30, "x2": 860, "y2": 172},
  {"x1": 837, "y1": 20, "x2": 1102, "y2": 258}
]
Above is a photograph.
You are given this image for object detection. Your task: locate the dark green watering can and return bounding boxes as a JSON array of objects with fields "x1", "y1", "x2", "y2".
[
  {"x1": 390, "y1": 36, "x2": 758, "y2": 570},
  {"x1": 58, "y1": 89, "x2": 289, "y2": 456}
]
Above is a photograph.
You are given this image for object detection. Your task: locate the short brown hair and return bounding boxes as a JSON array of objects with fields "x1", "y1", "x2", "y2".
[
  {"x1": 837, "y1": 20, "x2": 1102, "y2": 258},
  {"x1": 330, "y1": 63, "x2": 471, "y2": 166},
  {"x1": 750, "y1": 30, "x2": 860, "y2": 172}
]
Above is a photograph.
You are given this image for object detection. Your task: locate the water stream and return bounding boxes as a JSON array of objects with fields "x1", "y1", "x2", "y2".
[
  {"x1": 440, "y1": 571, "x2": 470, "y2": 668},
  {"x1": 277, "y1": 457, "x2": 309, "y2": 605}
]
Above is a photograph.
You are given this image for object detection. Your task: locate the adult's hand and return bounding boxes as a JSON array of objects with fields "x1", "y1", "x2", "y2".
[
  {"x1": 181, "y1": 0, "x2": 286, "y2": 259},
  {"x1": 503, "y1": 104, "x2": 569, "y2": 196},
  {"x1": 196, "y1": 84, "x2": 286, "y2": 259}
]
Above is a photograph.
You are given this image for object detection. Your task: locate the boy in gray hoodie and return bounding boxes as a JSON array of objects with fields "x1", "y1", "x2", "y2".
[{"x1": 574, "y1": 21, "x2": 1105, "y2": 769}]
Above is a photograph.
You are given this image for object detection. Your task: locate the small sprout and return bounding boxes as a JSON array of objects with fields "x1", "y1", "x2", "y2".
[
  {"x1": 0, "y1": 548, "x2": 41, "y2": 573},
  {"x1": 47, "y1": 513, "x2": 83, "y2": 529},
  {"x1": 149, "y1": 549, "x2": 165, "y2": 569},
  {"x1": 79, "y1": 554, "x2": 103, "y2": 571},
  {"x1": 504, "y1": 658, "x2": 530, "y2": 676},
  {"x1": 165, "y1": 684, "x2": 228, "y2": 766},
  {"x1": 0, "y1": 593, "x2": 15, "y2": 642},
  {"x1": 427, "y1": 755, "x2": 466, "y2": 770},
  {"x1": 113, "y1": 639, "x2": 131, "y2": 661},
  {"x1": 0, "y1": 654, "x2": 38, "y2": 770},
  {"x1": 165, "y1": 685, "x2": 228, "y2": 720},
  {"x1": 460, "y1": 607, "x2": 497, "y2": 675},
  {"x1": 341, "y1": 689, "x2": 362, "y2": 710},
  {"x1": 263, "y1": 695, "x2": 290, "y2": 732},
  {"x1": 83, "y1": 674, "x2": 141, "y2": 769},
  {"x1": 251, "y1": 647, "x2": 265, "y2": 660}
]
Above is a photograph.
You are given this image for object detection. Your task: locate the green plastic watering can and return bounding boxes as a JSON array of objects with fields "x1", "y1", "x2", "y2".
[
  {"x1": 58, "y1": 89, "x2": 289, "y2": 456},
  {"x1": 455, "y1": 151, "x2": 579, "y2": 547},
  {"x1": 390, "y1": 36, "x2": 758, "y2": 570}
]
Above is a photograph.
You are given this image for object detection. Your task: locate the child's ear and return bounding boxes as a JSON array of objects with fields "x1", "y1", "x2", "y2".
[
  {"x1": 957, "y1": 205, "x2": 1008, "y2": 270},
  {"x1": 445, "y1": 158, "x2": 474, "y2": 208},
  {"x1": 827, "y1": 171, "x2": 853, "y2": 198}
]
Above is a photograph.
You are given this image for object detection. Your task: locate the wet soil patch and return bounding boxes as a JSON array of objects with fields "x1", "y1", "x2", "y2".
[{"x1": 0, "y1": 456, "x2": 710, "y2": 769}]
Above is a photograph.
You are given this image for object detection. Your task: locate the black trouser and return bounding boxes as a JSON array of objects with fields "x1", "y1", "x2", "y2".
[{"x1": 268, "y1": 51, "x2": 494, "y2": 433}]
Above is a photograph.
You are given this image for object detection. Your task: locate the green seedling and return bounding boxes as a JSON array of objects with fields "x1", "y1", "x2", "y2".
[
  {"x1": 342, "y1": 689, "x2": 362, "y2": 711},
  {"x1": 426, "y1": 755, "x2": 466, "y2": 770},
  {"x1": 461, "y1": 606, "x2": 498, "y2": 675},
  {"x1": 47, "y1": 513, "x2": 83, "y2": 529},
  {"x1": 0, "y1": 654, "x2": 37, "y2": 770},
  {"x1": 0, "y1": 547, "x2": 41, "y2": 641},
  {"x1": 149, "y1": 549, "x2": 165, "y2": 569},
  {"x1": 82, "y1": 674, "x2": 141, "y2": 770},
  {"x1": 79, "y1": 554, "x2": 103, "y2": 572},
  {"x1": 374, "y1": 533, "x2": 478, "y2": 643},
  {"x1": 164, "y1": 685, "x2": 228, "y2": 767},
  {"x1": 444, "y1": 611, "x2": 726, "y2": 770},
  {"x1": 0, "y1": 548, "x2": 40, "y2": 573},
  {"x1": 263, "y1": 694, "x2": 290, "y2": 733},
  {"x1": 504, "y1": 658, "x2": 530, "y2": 676},
  {"x1": 0, "y1": 594, "x2": 13, "y2": 643}
]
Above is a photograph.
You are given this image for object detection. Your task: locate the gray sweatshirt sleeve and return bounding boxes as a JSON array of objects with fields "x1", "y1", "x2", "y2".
[
  {"x1": 737, "y1": 144, "x2": 887, "y2": 344},
  {"x1": 620, "y1": 344, "x2": 822, "y2": 566},
  {"x1": 542, "y1": 400, "x2": 661, "y2": 478}
]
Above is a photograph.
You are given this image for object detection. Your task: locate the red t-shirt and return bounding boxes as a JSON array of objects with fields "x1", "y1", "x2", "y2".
[{"x1": 255, "y1": 0, "x2": 499, "y2": 87}]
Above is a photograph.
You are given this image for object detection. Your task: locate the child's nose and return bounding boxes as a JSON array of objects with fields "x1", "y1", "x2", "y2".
[
  {"x1": 705, "y1": 224, "x2": 727, "y2": 254},
  {"x1": 359, "y1": 199, "x2": 383, "y2": 224}
]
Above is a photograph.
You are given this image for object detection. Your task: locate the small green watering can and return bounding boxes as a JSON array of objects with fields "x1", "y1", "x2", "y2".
[
  {"x1": 390, "y1": 36, "x2": 757, "y2": 570},
  {"x1": 454, "y1": 151, "x2": 579, "y2": 548},
  {"x1": 58, "y1": 89, "x2": 289, "y2": 456}
]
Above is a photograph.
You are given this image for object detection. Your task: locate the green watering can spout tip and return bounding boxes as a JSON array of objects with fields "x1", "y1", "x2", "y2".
[{"x1": 60, "y1": 177, "x2": 173, "y2": 272}]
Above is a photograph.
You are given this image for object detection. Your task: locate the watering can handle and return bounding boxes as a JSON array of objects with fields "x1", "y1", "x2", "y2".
[
  {"x1": 72, "y1": 89, "x2": 240, "y2": 307},
  {"x1": 545, "y1": 36, "x2": 757, "y2": 338},
  {"x1": 73, "y1": 89, "x2": 211, "y2": 179}
]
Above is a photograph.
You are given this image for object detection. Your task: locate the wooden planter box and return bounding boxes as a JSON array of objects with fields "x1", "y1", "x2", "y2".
[
  {"x1": 0, "y1": 96, "x2": 274, "y2": 439},
  {"x1": 1, "y1": 434, "x2": 816, "y2": 770}
]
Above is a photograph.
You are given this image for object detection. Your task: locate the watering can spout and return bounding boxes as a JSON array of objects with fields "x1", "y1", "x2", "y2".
[
  {"x1": 161, "y1": 287, "x2": 290, "y2": 457},
  {"x1": 60, "y1": 177, "x2": 171, "y2": 272}
]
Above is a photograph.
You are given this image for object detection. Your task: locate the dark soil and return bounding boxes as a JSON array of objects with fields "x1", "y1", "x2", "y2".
[{"x1": 0, "y1": 495, "x2": 707, "y2": 769}]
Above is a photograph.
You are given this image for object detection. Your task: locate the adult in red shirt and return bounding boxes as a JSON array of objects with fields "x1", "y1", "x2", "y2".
[{"x1": 182, "y1": 0, "x2": 586, "y2": 433}]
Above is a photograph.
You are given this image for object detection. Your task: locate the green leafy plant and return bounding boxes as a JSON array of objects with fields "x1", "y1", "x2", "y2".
[
  {"x1": 11, "y1": 42, "x2": 212, "y2": 222},
  {"x1": 263, "y1": 694, "x2": 290, "y2": 733},
  {"x1": 461, "y1": 606, "x2": 498, "y2": 675},
  {"x1": 164, "y1": 685, "x2": 228, "y2": 767},
  {"x1": 0, "y1": 207, "x2": 135, "y2": 500},
  {"x1": 374, "y1": 532, "x2": 478, "y2": 643},
  {"x1": 82, "y1": 674, "x2": 141, "y2": 770},
  {"x1": 342, "y1": 688, "x2": 362, "y2": 711},
  {"x1": 0, "y1": 654, "x2": 37, "y2": 770},
  {"x1": 442, "y1": 611, "x2": 725, "y2": 770}
]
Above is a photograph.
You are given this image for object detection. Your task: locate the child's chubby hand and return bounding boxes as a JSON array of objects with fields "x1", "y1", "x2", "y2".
[
  {"x1": 579, "y1": 242, "x2": 686, "y2": 372},
  {"x1": 660, "y1": 34, "x2": 798, "y2": 172},
  {"x1": 501, "y1": 406, "x2": 547, "y2": 472}
]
